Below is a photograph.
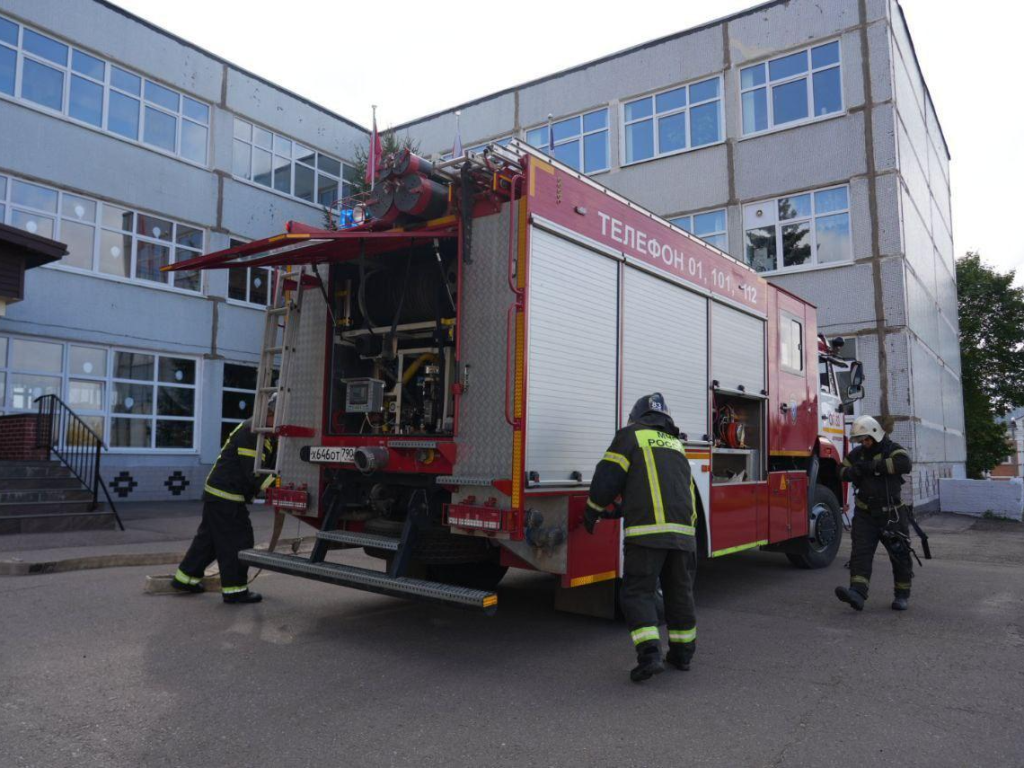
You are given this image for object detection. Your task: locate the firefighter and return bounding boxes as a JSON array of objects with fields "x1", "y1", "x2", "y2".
[
  {"x1": 835, "y1": 415, "x2": 914, "y2": 612},
  {"x1": 584, "y1": 393, "x2": 698, "y2": 683},
  {"x1": 172, "y1": 397, "x2": 277, "y2": 604}
]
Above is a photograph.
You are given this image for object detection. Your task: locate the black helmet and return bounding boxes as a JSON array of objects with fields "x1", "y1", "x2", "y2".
[{"x1": 628, "y1": 393, "x2": 671, "y2": 424}]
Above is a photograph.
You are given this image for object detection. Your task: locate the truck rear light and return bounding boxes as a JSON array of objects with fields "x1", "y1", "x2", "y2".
[
  {"x1": 266, "y1": 485, "x2": 309, "y2": 512},
  {"x1": 445, "y1": 503, "x2": 506, "y2": 532}
]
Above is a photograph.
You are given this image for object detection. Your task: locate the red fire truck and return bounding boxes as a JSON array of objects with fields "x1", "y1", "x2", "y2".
[{"x1": 169, "y1": 140, "x2": 865, "y2": 617}]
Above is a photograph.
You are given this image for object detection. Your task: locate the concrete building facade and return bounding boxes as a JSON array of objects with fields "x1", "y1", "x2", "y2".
[{"x1": 0, "y1": 0, "x2": 962, "y2": 508}]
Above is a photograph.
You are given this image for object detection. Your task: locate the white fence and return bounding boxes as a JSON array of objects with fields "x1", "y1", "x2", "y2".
[{"x1": 939, "y1": 478, "x2": 1024, "y2": 521}]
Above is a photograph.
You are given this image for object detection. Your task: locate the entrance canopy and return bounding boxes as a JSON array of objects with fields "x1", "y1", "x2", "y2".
[{"x1": 163, "y1": 221, "x2": 458, "y2": 273}]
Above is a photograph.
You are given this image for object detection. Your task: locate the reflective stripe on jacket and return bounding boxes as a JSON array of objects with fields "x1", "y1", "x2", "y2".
[
  {"x1": 841, "y1": 437, "x2": 912, "y2": 509},
  {"x1": 204, "y1": 419, "x2": 276, "y2": 503},
  {"x1": 587, "y1": 412, "x2": 697, "y2": 550}
]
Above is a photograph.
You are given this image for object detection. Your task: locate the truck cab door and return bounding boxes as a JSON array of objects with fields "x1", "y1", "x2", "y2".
[{"x1": 771, "y1": 295, "x2": 817, "y2": 455}]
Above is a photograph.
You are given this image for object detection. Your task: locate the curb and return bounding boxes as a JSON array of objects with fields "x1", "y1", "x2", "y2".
[{"x1": 0, "y1": 536, "x2": 314, "y2": 576}]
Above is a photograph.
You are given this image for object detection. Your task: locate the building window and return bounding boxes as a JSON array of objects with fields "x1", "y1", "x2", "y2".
[
  {"x1": 743, "y1": 185, "x2": 851, "y2": 273},
  {"x1": 623, "y1": 77, "x2": 723, "y2": 164},
  {"x1": 221, "y1": 363, "x2": 257, "y2": 444},
  {"x1": 740, "y1": 41, "x2": 842, "y2": 135},
  {"x1": 0, "y1": 336, "x2": 197, "y2": 450},
  {"x1": 0, "y1": 172, "x2": 204, "y2": 292},
  {"x1": 0, "y1": 14, "x2": 210, "y2": 163},
  {"x1": 232, "y1": 118, "x2": 355, "y2": 206},
  {"x1": 668, "y1": 208, "x2": 727, "y2": 251},
  {"x1": 525, "y1": 109, "x2": 609, "y2": 174},
  {"x1": 227, "y1": 238, "x2": 275, "y2": 306}
]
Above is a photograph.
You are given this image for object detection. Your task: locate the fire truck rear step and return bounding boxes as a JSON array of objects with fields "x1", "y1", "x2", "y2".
[
  {"x1": 238, "y1": 549, "x2": 498, "y2": 614},
  {"x1": 315, "y1": 530, "x2": 400, "y2": 551}
]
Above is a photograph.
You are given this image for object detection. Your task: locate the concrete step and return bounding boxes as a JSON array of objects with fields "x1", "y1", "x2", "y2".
[
  {"x1": 0, "y1": 489, "x2": 94, "y2": 505},
  {"x1": 0, "y1": 463, "x2": 74, "y2": 480},
  {"x1": 0, "y1": 476, "x2": 84, "y2": 491},
  {"x1": 0, "y1": 508, "x2": 116, "y2": 534}
]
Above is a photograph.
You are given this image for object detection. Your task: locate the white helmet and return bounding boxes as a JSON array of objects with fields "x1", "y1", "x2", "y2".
[{"x1": 850, "y1": 415, "x2": 884, "y2": 443}]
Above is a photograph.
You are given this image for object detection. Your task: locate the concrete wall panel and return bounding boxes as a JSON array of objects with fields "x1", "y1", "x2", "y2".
[{"x1": 608, "y1": 144, "x2": 729, "y2": 215}]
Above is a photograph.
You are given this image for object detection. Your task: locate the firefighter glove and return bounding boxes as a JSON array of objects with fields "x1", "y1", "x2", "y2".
[{"x1": 583, "y1": 506, "x2": 601, "y2": 534}]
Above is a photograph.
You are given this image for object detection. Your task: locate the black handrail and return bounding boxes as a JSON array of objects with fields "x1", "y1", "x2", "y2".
[{"x1": 34, "y1": 394, "x2": 124, "y2": 531}]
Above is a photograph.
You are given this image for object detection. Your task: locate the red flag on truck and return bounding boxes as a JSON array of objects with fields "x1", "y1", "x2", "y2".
[{"x1": 365, "y1": 107, "x2": 381, "y2": 185}]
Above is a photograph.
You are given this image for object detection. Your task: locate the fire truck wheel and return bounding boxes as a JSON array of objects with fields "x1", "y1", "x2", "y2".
[
  {"x1": 426, "y1": 561, "x2": 509, "y2": 591},
  {"x1": 786, "y1": 485, "x2": 843, "y2": 569}
]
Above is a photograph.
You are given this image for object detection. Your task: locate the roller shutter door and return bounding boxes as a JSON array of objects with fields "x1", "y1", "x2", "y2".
[{"x1": 711, "y1": 301, "x2": 765, "y2": 394}]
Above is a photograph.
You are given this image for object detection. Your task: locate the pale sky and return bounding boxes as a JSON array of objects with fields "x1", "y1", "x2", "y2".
[{"x1": 114, "y1": 0, "x2": 1023, "y2": 284}]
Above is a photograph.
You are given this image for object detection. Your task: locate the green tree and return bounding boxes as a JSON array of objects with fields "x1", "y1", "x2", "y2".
[
  {"x1": 956, "y1": 252, "x2": 1024, "y2": 476},
  {"x1": 350, "y1": 129, "x2": 419, "y2": 196}
]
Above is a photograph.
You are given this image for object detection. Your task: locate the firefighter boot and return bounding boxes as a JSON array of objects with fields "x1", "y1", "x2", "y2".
[
  {"x1": 665, "y1": 642, "x2": 695, "y2": 671},
  {"x1": 171, "y1": 569, "x2": 204, "y2": 594},
  {"x1": 223, "y1": 589, "x2": 263, "y2": 604},
  {"x1": 630, "y1": 643, "x2": 665, "y2": 683},
  {"x1": 835, "y1": 585, "x2": 866, "y2": 611}
]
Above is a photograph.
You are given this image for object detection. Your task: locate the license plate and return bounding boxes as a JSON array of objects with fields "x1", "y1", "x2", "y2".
[{"x1": 308, "y1": 446, "x2": 355, "y2": 464}]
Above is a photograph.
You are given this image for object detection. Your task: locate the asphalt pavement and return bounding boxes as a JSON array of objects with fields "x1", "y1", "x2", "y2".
[{"x1": 1, "y1": 513, "x2": 1023, "y2": 768}]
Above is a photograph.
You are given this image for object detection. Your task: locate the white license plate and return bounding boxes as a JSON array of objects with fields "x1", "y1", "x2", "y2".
[{"x1": 308, "y1": 446, "x2": 355, "y2": 464}]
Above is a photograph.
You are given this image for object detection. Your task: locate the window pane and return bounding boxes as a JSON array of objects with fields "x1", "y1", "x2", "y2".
[
  {"x1": 159, "y1": 357, "x2": 195, "y2": 385},
  {"x1": 11, "y1": 210, "x2": 54, "y2": 238},
  {"x1": 68, "y1": 379, "x2": 104, "y2": 410},
  {"x1": 112, "y1": 382, "x2": 153, "y2": 413},
  {"x1": 551, "y1": 117, "x2": 579, "y2": 143},
  {"x1": 143, "y1": 107, "x2": 176, "y2": 152},
  {"x1": 552, "y1": 139, "x2": 580, "y2": 170},
  {"x1": 70, "y1": 346, "x2": 107, "y2": 376},
  {"x1": 9, "y1": 373, "x2": 61, "y2": 409},
  {"x1": 582, "y1": 110, "x2": 607, "y2": 132},
  {"x1": 157, "y1": 386, "x2": 194, "y2": 416},
  {"x1": 156, "y1": 420, "x2": 193, "y2": 448},
  {"x1": 670, "y1": 216, "x2": 693, "y2": 232},
  {"x1": 745, "y1": 226, "x2": 777, "y2": 272},
  {"x1": 224, "y1": 363, "x2": 258, "y2": 390},
  {"x1": 65, "y1": 416, "x2": 103, "y2": 446},
  {"x1": 23, "y1": 30, "x2": 67, "y2": 66},
  {"x1": 525, "y1": 127, "x2": 547, "y2": 149},
  {"x1": 181, "y1": 120, "x2": 208, "y2": 164},
  {"x1": 69, "y1": 75, "x2": 103, "y2": 127},
  {"x1": 101, "y1": 204, "x2": 133, "y2": 232},
  {"x1": 173, "y1": 226, "x2": 201, "y2": 250},
  {"x1": 228, "y1": 267, "x2": 248, "y2": 301},
  {"x1": 690, "y1": 78, "x2": 719, "y2": 103},
  {"x1": 342, "y1": 164, "x2": 359, "y2": 184},
  {"x1": 60, "y1": 220, "x2": 95, "y2": 269},
  {"x1": 772, "y1": 78, "x2": 809, "y2": 125},
  {"x1": 703, "y1": 233, "x2": 727, "y2": 250},
  {"x1": 0, "y1": 17, "x2": 16, "y2": 45},
  {"x1": 815, "y1": 186, "x2": 848, "y2": 214},
  {"x1": 111, "y1": 418, "x2": 151, "y2": 448},
  {"x1": 693, "y1": 209, "x2": 726, "y2": 236},
  {"x1": 21, "y1": 59, "x2": 64, "y2": 111},
  {"x1": 742, "y1": 89, "x2": 768, "y2": 134},
  {"x1": 741, "y1": 64, "x2": 766, "y2": 89},
  {"x1": 295, "y1": 145, "x2": 315, "y2": 166},
  {"x1": 182, "y1": 96, "x2": 209, "y2": 124},
  {"x1": 136, "y1": 241, "x2": 170, "y2": 283},
  {"x1": 223, "y1": 390, "x2": 252, "y2": 420},
  {"x1": 12, "y1": 180, "x2": 58, "y2": 212},
  {"x1": 658, "y1": 111, "x2": 687, "y2": 153},
  {"x1": 136, "y1": 214, "x2": 172, "y2": 241},
  {"x1": 624, "y1": 98, "x2": 652, "y2": 122},
  {"x1": 583, "y1": 132, "x2": 608, "y2": 173},
  {"x1": 253, "y1": 126, "x2": 272, "y2": 149},
  {"x1": 62, "y1": 194, "x2": 96, "y2": 222},
  {"x1": 0, "y1": 45, "x2": 16, "y2": 96},
  {"x1": 253, "y1": 148, "x2": 272, "y2": 186},
  {"x1": 0, "y1": 337, "x2": 7, "y2": 366},
  {"x1": 232, "y1": 140, "x2": 251, "y2": 179},
  {"x1": 317, "y1": 154, "x2": 341, "y2": 176},
  {"x1": 816, "y1": 212, "x2": 852, "y2": 264},
  {"x1": 769, "y1": 50, "x2": 808, "y2": 81},
  {"x1": 317, "y1": 174, "x2": 339, "y2": 207},
  {"x1": 111, "y1": 67, "x2": 141, "y2": 95},
  {"x1": 99, "y1": 230, "x2": 131, "y2": 277},
  {"x1": 294, "y1": 163, "x2": 315, "y2": 202},
  {"x1": 72, "y1": 49, "x2": 104, "y2": 80},
  {"x1": 655, "y1": 87, "x2": 686, "y2": 114},
  {"x1": 173, "y1": 259, "x2": 201, "y2": 292},
  {"x1": 812, "y1": 67, "x2": 842, "y2": 116},
  {"x1": 115, "y1": 351, "x2": 154, "y2": 381},
  {"x1": 779, "y1": 194, "x2": 812, "y2": 220},
  {"x1": 108, "y1": 92, "x2": 140, "y2": 140},
  {"x1": 273, "y1": 135, "x2": 292, "y2": 156},
  {"x1": 11, "y1": 338, "x2": 62, "y2": 372},
  {"x1": 273, "y1": 155, "x2": 291, "y2": 194},
  {"x1": 689, "y1": 101, "x2": 720, "y2": 147},
  {"x1": 782, "y1": 221, "x2": 812, "y2": 267},
  {"x1": 249, "y1": 268, "x2": 269, "y2": 305},
  {"x1": 233, "y1": 118, "x2": 251, "y2": 141},
  {"x1": 144, "y1": 80, "x2": 179, "y2": 111},
  {"x1": 812, "y1": 41, "x2": 840, "y2": 69},
  {"x1": 625, "y1": 120, "x2": 654, "y2": 163}
]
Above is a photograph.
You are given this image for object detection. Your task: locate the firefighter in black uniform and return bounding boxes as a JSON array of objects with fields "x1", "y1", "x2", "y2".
[
  {"x1": 584, "y1": 393, "x2": 698, "y2": 683},
  {"x1": 835, "y1": 415, "x2": 914, "y2": 612},
  {"x1": 172, "y1": 400, "x2": 277, "y2": 604}
]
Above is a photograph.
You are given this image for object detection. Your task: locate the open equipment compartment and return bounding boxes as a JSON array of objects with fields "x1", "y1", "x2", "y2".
[{"x1": 711, "y1": 391, "x2": 765, "y2": 484}]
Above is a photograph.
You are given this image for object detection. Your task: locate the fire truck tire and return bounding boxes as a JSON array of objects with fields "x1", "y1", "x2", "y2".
[
  {"x1": 786, "y1": 485, "x2": 843, "y2": 569},
  {"x1": 426, "y1": 561, "x2": 509, "y2": 592}
]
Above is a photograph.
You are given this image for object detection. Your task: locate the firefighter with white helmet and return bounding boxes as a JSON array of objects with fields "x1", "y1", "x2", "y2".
[{"x1": 836, "y1": 415, "x2": 914, "y2": 612}]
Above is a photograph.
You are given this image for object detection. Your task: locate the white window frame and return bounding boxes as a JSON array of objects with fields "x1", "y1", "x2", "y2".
[
  {"x1": 0, "y1": 171, "x2": 205, "y2": 294},
  {"x1": 742, "y1": 184, "x2": 852, "y2": 275},
  {"x1": 232, "y1": 117, "x2": 355, "y2": 208},
  {"x1": 0, "y1": 13, "x2": 211, "y2": 166},
  {"x1": 740, "y1": 40, "x2": 843, "y2": 137},
  {"x1": 621, "y1": 76, "x2": 724, "y2": 166},
  {"x1": 221, "y1": 362, "x2": 258, "y2": 443},
  {"x1": 668, "y1": 208, "x2": 728, "y2": 252},
  {"x1": 109, "y1": 348, "x2": 200, "y2": 453},
  {"x1": 225, "y1": 237, "x2": 275, "y2": 308},
  {"x1": 525, "y1": 108, "x2": 610, "y2": 174}
]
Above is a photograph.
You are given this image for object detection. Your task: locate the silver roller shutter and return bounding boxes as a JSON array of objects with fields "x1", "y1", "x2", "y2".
[
  {"x1": 711, "y1": 301, "x2": 765, "y2": 394},
  {"x1": 621, "y1": 268, "x2": 708, "y2": 440},
  {"x1": 526, "y1": 228, "x2": 619, "y2": 484}
]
